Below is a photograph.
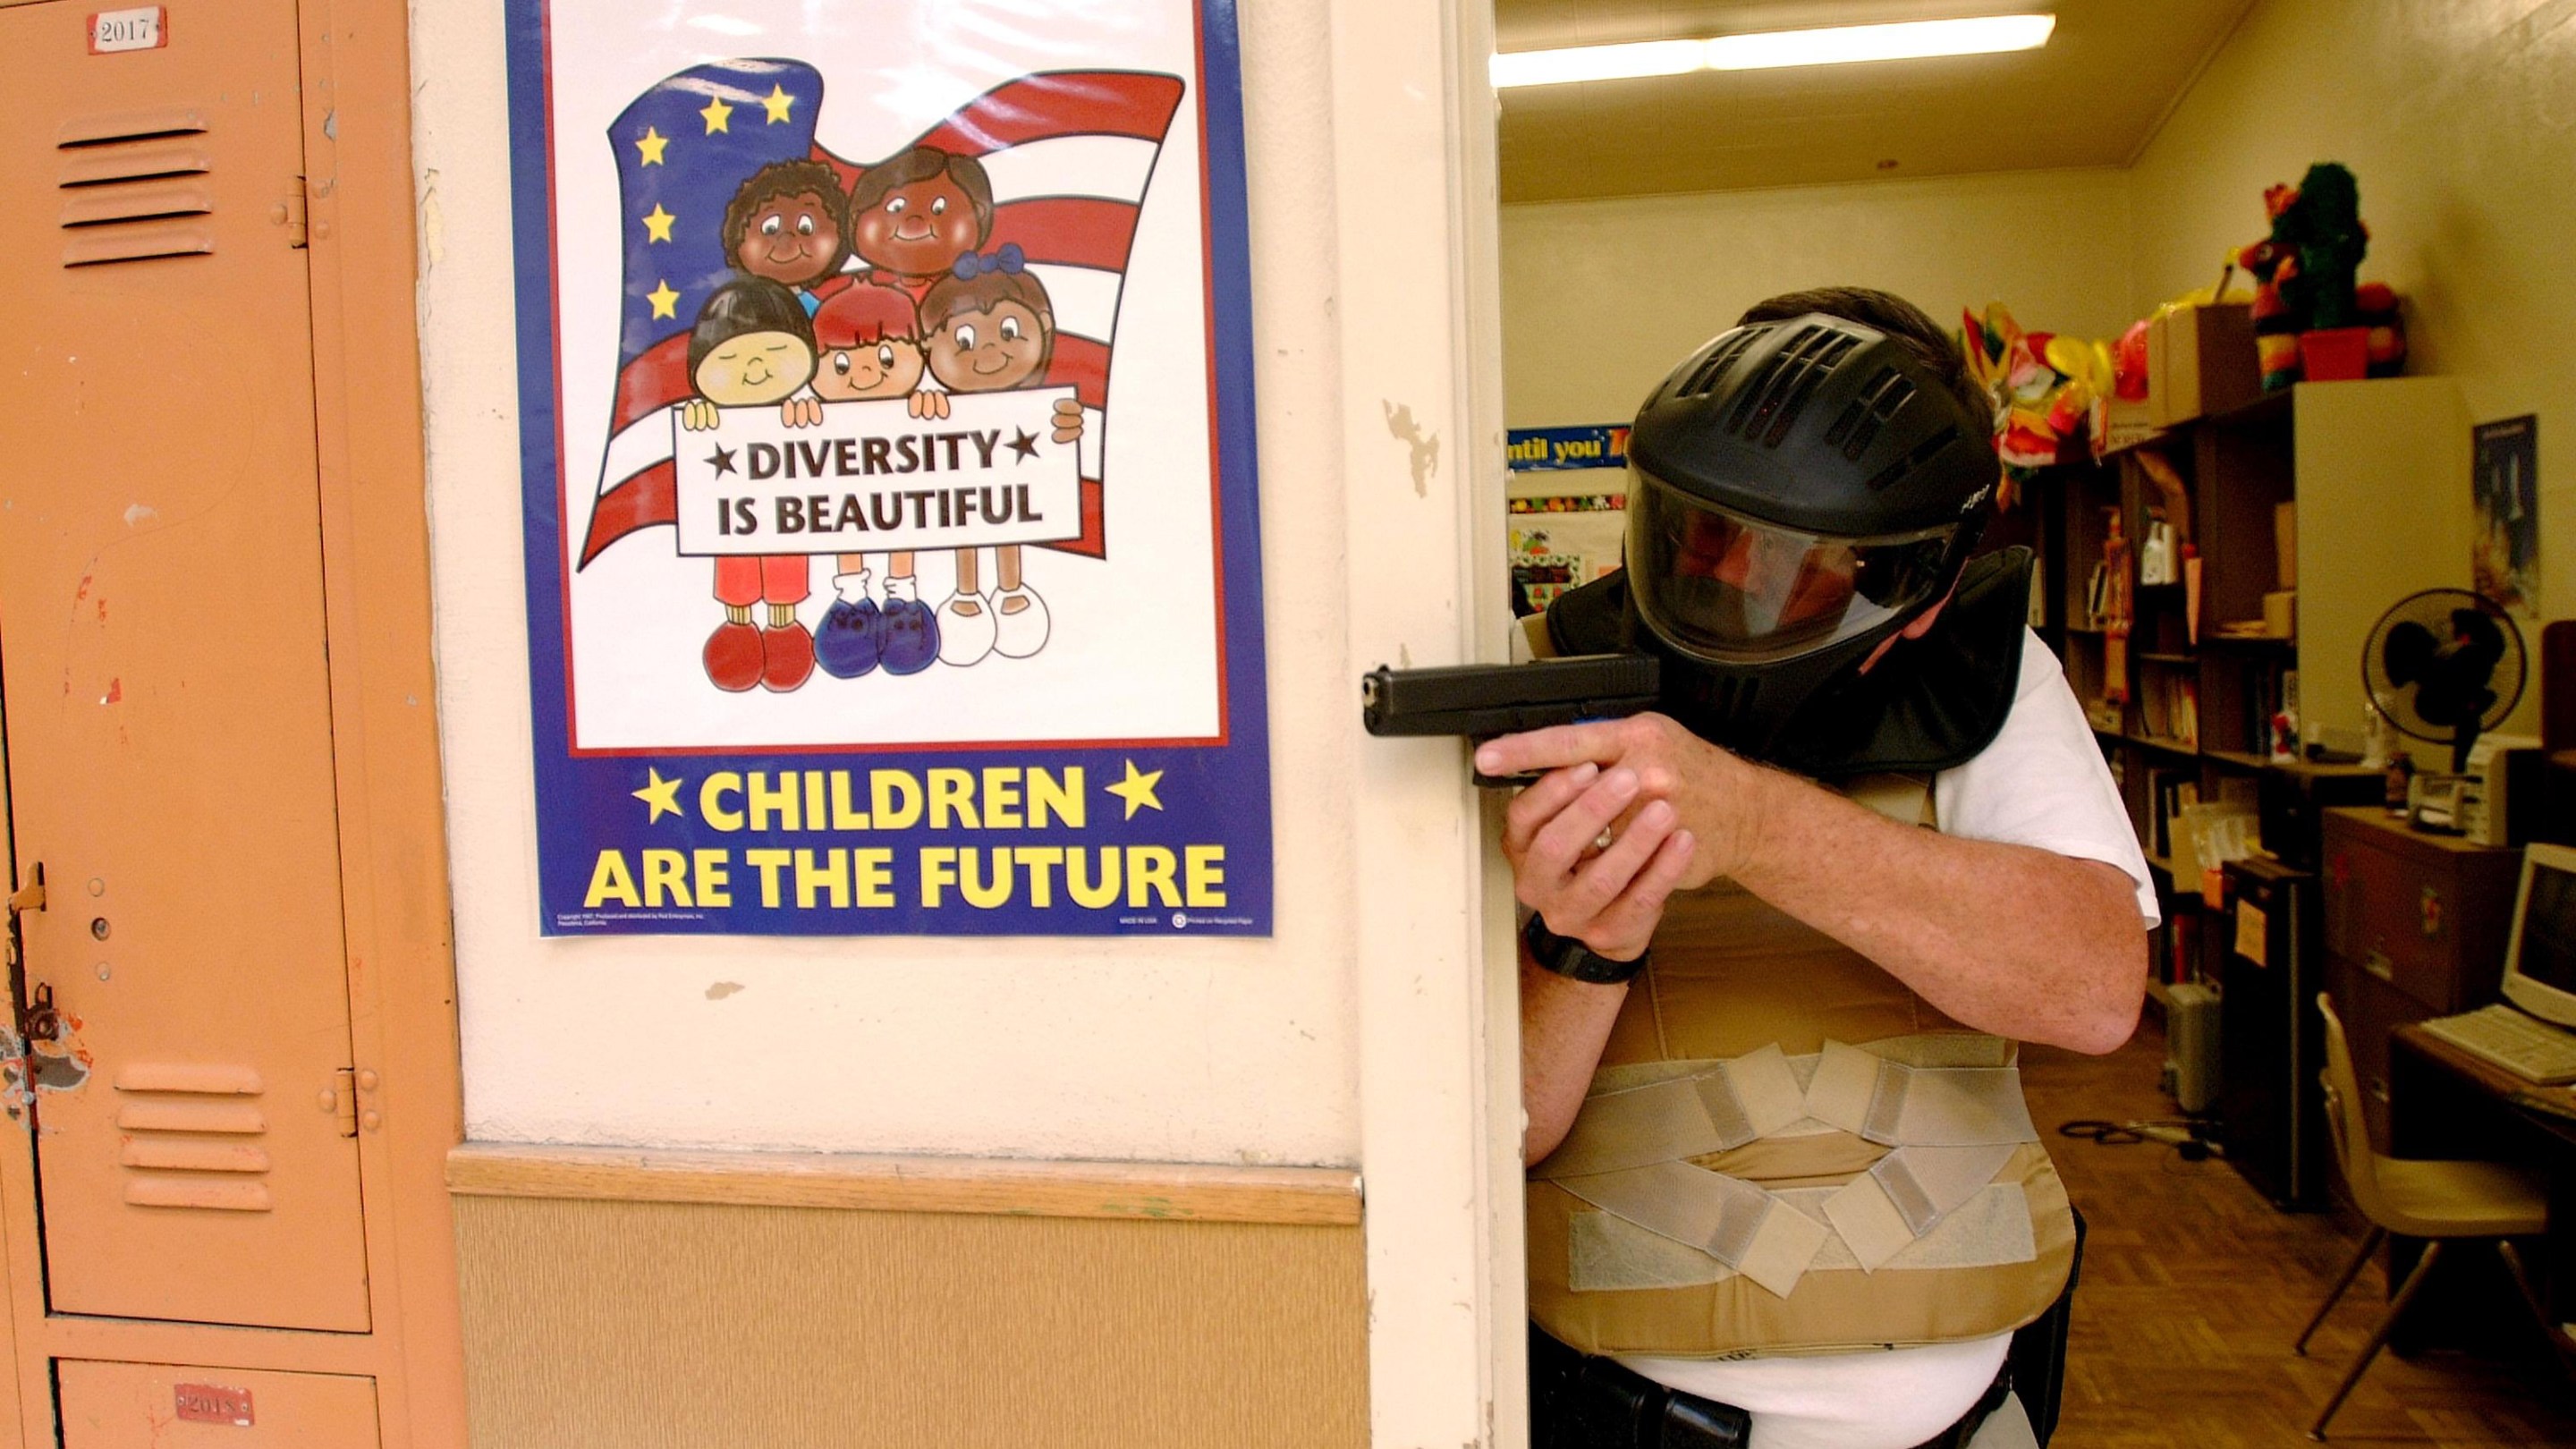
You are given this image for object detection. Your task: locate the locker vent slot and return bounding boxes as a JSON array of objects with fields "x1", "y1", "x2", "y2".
[
  {"x1": 57, "y1": 108, "x2": 208, "y2": 148},
  {"x1": 114, "y1": 1100, "x2": 265, "y2": 1135},
  {"x1": 114, "y1": 1071, "x2": 274, "y2": 1213},
  {"x1": 59, "y1": 144, "x2": 212, "y2": 187},
  {"x1": 60, "y1": 182, "x2": 214, "y2": 228},
  {"x1": 55, "y1": 110, "x2": 217, "y2": 267}
]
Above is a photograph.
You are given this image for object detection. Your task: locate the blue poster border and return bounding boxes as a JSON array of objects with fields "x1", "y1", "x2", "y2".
[{"x1": 501, "y1": 2, "x2": 1274, "y2": 936}]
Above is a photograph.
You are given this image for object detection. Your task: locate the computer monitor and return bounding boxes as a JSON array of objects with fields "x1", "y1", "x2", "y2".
[{"x1": 2501, "y1": 842, "x2": 2576, "y2": 1028}]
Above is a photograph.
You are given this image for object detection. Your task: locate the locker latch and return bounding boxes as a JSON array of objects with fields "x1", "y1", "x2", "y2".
[
  {"x1": 4, "y1": 864, "x2": 42, "y2": 921},
  {"x1": 3, "y1": 863, "x2": 40, "y2": 973},
  {"x1": 274, "y1": 183, "x2": 308, "y2": 249}
]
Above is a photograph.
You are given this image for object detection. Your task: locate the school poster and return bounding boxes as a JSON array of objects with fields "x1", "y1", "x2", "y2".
[{"x1": 504, "y1": 2, "x2": 1271, "y2": 936}]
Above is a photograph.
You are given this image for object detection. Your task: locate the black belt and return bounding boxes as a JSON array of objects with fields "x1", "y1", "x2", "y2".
[{"x1": 1530, "y1": 1326, "x2": 2011, "y2": 1449}]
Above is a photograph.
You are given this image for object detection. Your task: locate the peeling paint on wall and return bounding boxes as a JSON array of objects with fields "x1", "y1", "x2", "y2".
[{"x1": 1383, "y1": 401, "x2": 1440, "y2": 496}]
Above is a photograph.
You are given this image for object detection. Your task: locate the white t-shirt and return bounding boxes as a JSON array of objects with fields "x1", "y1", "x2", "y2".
[{"x1": 1614, "y1": 629, "x2": 2155, "y2": 1449}]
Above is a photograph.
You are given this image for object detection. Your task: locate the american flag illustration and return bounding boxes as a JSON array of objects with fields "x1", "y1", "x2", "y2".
[{"x1": 579, "y1": 60, "x2": 1186, "y2": 567}]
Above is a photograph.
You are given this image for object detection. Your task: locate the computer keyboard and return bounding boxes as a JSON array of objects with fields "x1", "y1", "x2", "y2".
[{"x1": 2423, "y1": 1004, "x2": 2576, "y2": 1085}]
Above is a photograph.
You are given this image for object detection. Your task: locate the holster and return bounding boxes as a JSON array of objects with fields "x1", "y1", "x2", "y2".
[{"x1": 1528, "y1": 1324, "x2": 1749, "y2": 1448}]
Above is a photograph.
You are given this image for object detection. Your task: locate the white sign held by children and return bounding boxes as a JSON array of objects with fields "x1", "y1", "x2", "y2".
[{"x1": 673, "y1": 389, "x2": 1084, "y2": 556}]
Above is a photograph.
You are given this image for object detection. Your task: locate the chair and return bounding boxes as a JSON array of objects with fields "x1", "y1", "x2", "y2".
[{"x1": 2296, "y1": 994, "x2": 2567, "y2": 1439}]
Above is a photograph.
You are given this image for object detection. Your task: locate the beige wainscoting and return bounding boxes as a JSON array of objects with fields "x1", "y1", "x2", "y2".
[{"x1": 448, "y1": 1145, "x2": 1368, "y2": 1449}]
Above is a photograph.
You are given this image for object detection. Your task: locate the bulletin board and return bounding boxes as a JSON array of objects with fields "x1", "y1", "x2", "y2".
[{"x1": 503, "y1": 1, "x2": 1271, "y2": 936}]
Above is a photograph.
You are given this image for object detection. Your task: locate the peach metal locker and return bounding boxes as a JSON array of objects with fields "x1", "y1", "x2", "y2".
[
  {"x1": 0, "y1": 2, "x2": 464, "y2": 1445},
  {"x1": 0, "y1": 0, "x2": 369, "y2": 1335}
]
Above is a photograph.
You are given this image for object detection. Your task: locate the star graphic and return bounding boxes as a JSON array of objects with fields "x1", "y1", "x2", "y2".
[
  {"x1": 1007, "y1": 428, "x2": 1040, "y2": 462},
  {"x1": 761, "y1": 85, "x2": 796, "y2": 124},
  {"x1": 641, "y1": 203, "x2": 677, "y2": 243},
  {"x1": 1105, "y1": 759, "x2": 1165, "y2": 820},
  {"x1": 632, "y1": 767, "x2": 684, "y2": 823},
  {"x1": 707, "y1": 444, "x2": 738, "y2": 477},
  {"x1": 699, "y1": 96, "x2": 733, "y2": 134},
  {"x1": 647, "y1": 279, "x2": 680, "y2": 320},
  {"x1": 635, "y1": 127, "x2": 669, "y2": 165}
]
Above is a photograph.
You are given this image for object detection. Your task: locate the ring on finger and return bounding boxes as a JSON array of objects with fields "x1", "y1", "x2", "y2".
[{"x1": 1593, "y1": 827, "x2": 1615, "y2": 852}]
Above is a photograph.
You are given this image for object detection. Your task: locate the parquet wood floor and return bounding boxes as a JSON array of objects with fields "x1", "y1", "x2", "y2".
[{"x1": 2024, "y1": 1022, "x2": 2576, "y2": 1446}]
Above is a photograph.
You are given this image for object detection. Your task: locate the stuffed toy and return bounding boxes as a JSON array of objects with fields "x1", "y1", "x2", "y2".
[
  {"x1": 2234, "y1": 164, "x2": 2402, "y2": 387},
  {"x1": 1960, "y1": 302, "x2": 2112, "y2": 507}
]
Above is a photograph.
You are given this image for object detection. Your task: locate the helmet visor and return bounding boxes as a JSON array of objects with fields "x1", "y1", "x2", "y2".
[{"x1": 1626, "y1": 471, "x2": 1962, "y2": 663}]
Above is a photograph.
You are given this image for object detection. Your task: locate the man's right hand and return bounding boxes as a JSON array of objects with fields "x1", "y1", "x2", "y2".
[{"x1": 1500, "y1": 760, "x2": 1696, "y2": 962}]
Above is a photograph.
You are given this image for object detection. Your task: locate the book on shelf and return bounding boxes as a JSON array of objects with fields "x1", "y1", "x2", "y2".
[{"x1": 2149, "y1": 770, "x2": 2200, "y2": 859}]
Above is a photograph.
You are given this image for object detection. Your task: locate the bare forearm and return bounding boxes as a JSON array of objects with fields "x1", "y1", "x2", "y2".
[
  {"x1": 1519, "y1": 945, "x2": 1628, "y2": 1162},
  {"x1": 1729, "y1": 767, "x2": 2145, "y2": 1054}
]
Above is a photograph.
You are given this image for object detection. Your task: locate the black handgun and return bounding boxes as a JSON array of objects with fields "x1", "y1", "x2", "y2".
[{"x1": 1361, "y1": 653, "x2": 1661, "y2": 785}]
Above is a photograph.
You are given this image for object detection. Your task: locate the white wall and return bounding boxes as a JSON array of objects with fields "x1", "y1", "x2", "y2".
[
  {"x1": 1501, "y1": 168, "x2": 2135, "y2": 428},
  {"x1": 412, "y1": 0, "x2": 1370, "y2": 1166},
  {"x1": 2127, "y1": 0, "x2": 2576, "y2": 631}
]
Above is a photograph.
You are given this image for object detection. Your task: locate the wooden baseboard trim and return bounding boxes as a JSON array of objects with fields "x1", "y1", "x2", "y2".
[{"x1": 445, "y1": 1143, "x2": 1362, "y2": 1225}]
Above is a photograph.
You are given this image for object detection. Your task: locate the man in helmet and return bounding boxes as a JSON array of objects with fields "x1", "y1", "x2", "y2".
[{"x1": 1487, "y1": 288, "x2": 2152, "y2": 1449}]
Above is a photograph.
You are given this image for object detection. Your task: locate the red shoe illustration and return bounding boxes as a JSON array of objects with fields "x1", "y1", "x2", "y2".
[
  {"x1": 761, "y1": 621, "x2": 817, "y2": 692},
  {"x1": 704, "y1": 619, "x2": 764, "y2": 692}
]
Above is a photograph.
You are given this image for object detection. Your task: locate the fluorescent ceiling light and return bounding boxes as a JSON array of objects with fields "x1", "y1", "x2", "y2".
[{"x1": 1492, "y1": 13, "x2": 2055, "y2": 89}]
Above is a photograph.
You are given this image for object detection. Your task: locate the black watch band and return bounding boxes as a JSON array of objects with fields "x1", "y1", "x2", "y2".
[{"x1": 1521, "y1": 915, "x2": 1648, "y2": 985}]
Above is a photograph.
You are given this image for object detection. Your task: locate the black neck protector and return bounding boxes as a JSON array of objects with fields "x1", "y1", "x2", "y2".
[{"x1": 1544, "y1": 547, "x2": 2033, "y2": 780}]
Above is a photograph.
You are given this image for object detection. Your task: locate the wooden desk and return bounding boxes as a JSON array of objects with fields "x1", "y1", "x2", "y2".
[{"x1": 2387, "y1": 1023, "x2": 2576, "y2": 1338}]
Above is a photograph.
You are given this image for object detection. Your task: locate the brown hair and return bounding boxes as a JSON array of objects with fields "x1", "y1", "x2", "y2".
[
  {"x1": 719, "y1": 159, "x2": 851, "y2": 278},
  {"x1": 1739, "y1": 286, "x2": 1990, "y2": 433},
  {"x1": 921, "y1": 267, "x2": 1055, "y2": 372},
  {"x1": 848, "y1": 146, "x2": 995, "y2": 241}
]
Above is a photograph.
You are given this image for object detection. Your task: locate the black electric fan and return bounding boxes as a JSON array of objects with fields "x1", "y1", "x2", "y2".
[{"x1": 2360, "y1": 589, "x2": 2528, "y2": 773}]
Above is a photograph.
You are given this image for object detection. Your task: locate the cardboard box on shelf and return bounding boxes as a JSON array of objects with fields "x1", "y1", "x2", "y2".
[
  {"x1": 2146, "y1": 302, "x2": 2261, "y2": 427},
  {"x1": 2264, "y1": 589, "x2": 2296, "y2": 639}
]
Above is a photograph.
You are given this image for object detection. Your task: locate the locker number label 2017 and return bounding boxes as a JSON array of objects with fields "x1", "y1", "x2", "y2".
[
  {"x1": 174, "y1": 1382, "x2": 254, "y2": 1426},
  {"x1": 89, "y1": 6, "x2": 167, "y2": 53}
]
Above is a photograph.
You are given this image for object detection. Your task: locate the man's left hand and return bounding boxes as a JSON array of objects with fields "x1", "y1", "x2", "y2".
[{"x1": 1478, "y1": 713, "x2": 1771, "y2": 891}]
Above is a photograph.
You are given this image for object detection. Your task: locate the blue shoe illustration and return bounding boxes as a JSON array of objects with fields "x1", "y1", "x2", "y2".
[
  {"x1": 878, "y1": 577, "x2": 941, "y2": 675},
  {"x1": 816, "y1": 597, "x2": 882, "y2": 678}
]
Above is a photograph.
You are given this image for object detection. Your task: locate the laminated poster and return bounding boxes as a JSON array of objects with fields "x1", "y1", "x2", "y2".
[{"x1": 504, "y1": 2, "x2": 1271, "y2": 936}]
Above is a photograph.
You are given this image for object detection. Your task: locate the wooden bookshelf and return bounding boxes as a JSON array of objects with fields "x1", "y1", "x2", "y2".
[{"x1": 2027, "y1": 378, "x2": 2467, "y2": 993}]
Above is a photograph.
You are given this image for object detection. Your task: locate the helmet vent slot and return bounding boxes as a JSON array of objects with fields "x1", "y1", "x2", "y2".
[
  {"x1": 1675, "y1": 326, "x2": 1770, "y2": 400},
  {"x1": 1727, "y1": 326, "x2": 1860, "y2": 445},
  {"x1": 1824, "y1": 369, "x2": 1919, "y2": 459},
  {"x1": 1864, "y1": 423, "x2": 1962, "y2": 491}
]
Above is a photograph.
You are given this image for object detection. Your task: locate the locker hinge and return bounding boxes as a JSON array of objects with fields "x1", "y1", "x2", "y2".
[
  {"x1": 328, "y1": 1067, "x2": 357, "y2": 1137},
  {"x1": 275, "y1": 183, "x2": 308, "y2": 249}
]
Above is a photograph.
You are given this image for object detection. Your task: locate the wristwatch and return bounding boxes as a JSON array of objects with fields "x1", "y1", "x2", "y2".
[{"x1": 1521, "y1": 914, "x2": 1648, "y2": 985}]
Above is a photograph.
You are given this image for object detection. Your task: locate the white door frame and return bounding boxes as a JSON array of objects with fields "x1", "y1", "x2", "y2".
[{"x1": 1333, "y1": 1, "x2": 1522, "y2": 1444}]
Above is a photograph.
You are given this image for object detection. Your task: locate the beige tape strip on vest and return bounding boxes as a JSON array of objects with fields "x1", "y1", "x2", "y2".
[
  {"x1": 1538, "y1": 1046, "x2": 1809, "y2": 1181},
  {"x1": 1821, "y1": 1142, "x2": 2022, "y2": 1270},
  {"x1": 1555, "y1": 1160, "x2": 1832, "y2": 1298},
  {"x1": 1567, "y1": 1181, "x2": 2038, "y2": 1292},
  {"x1": 1802, "y1": 1042, "x2": 2038, "y2": 1148}
]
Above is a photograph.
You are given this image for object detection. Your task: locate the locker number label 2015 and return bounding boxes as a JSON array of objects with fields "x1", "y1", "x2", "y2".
[
  {"x1": 89, "y1": 6, "x2": 167, "y2": 53},
  {"x1": 174, "y1": 1383, "x2": 254, "y2": 1427}
]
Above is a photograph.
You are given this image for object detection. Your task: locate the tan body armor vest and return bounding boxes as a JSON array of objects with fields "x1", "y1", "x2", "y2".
[{"x1": 1522, "y1": 773, "x2": 2080, "y2": 1360}]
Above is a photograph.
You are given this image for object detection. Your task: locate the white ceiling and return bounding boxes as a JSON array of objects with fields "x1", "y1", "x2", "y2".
[{"x1": 1496, "y1": 0, "x2": 2257, "y2": 203}]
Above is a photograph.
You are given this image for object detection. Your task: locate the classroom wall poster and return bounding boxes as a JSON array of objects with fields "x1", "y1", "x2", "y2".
[
  {"x1": 504, "y1": 2, "x2": 1272, "y2": 936},
  {"x1": 2471, "y1": 414, "x2": 2539, "y2": 622},
  {"x1": 1505, "y1": 426, "x2": 1628, "y2": 616}
]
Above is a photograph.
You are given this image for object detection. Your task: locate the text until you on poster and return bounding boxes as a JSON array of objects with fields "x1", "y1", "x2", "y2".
[{"x1": 576, "y1": 761, "x2": 1232, "y2": 921}]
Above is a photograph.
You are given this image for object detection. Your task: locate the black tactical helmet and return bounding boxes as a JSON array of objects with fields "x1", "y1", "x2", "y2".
[{"x1": 1621, "y1": 307, "x2": 2002, "y2": 752}]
